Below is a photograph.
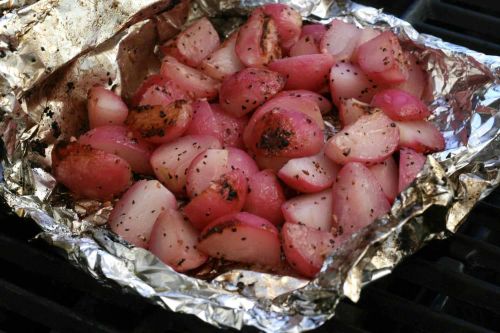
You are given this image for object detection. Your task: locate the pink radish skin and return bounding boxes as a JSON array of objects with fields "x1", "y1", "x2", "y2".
[
  {"x1": 219, "y1": 68, "x2": 286, "y2": 117},
  {"x1": 320, "y1": 20, "x2": 361, "y2": 61},
  {"x1": 332, "y1": 162, "x2": 391, "y2": 237},
  {"x1": 149, "y1": 208, "x2": 207, "y2": 272},
  {"x1": 249, "y1": 109, "x2": 324, "y2": 158},
  {"x1": 184, "y1": 169, "x2": 248, "y2": 230},
  {"x1": 199, "y1": 33, "x2": 244, "y2": 81},
  {"x1": 255, "y1": 155, "x2": 290, "y2": 173},
  {"x1": 325, "y1": 112, "x2": 399, "y2": 164},
  {"x1": 198, "y1": 212, "x2": 281, "y2": 266},
  {"x1": 351, "y1": 27, "x2": 381, "y2": 60},
  {"x1": 278, "y1": 150, "x2": 339, "y2": 193},
  {"x1": 150, "y1": 135, "x2": 222, "y2": 194},
  {"x1": 79, "y1": 125, "x2": 154, "y2": 175},
  {"x1": 399, "y1": 147, "x2": 426, "y2": 192},
  {"x1": 211, "y1": 104, "x2": 249, "y2": 148},
  {"x1": 185, "y1": 100, "x2": 221, "y2": 141},
  {"x1": 356, "y1": 31, "x2": 409, "y2": 84},
  {"x1": 262, "y1": 4, "x2": 302, "y2": 51},
  {"x1": 301, "y1": 24, "x2": 327, "y2": 43},
  {"x1": 268, "y1": 54, "x2": 334, "y2": 91},
  {"x1": 108, "y1": 180, "x2": 177, "y2": 248},
  {"x1": 277, "y1": 90, "x2": 333, "y2": 114},
  {"x1": 87, "y1": 86, "x2": 128, "y2": 129},
  {"x1": 282, "y1": 222, "x2": 338, "y2": 278},
  {"x1": 161, "y1": 17, "x2": 220, "y2": 67},
  {"x1": 235, "y1": 8, "x2": 281, "y2": 68},
  {"x1": 131, "y1": 75, "x2": 167, "y2": 107},
  {"x1": 186, "y1": 148, "x2": 229, "y2": 198},
  {"x1": 227, "y1": 147, "x2": 259, "y2": 178},
  {"x1": 369, "y1": 156, "x2": 399, "y2": 203},
  {"x1": 371, "y1": 88, "x2": 431, "y2": 121},
  {"x1": 289, "y1": 35, "x2": 320, "y2": 56},
  {"x1": 339, "y1": 98, "x2": 378, "y2": 126},
  {"x1": 160, "y1": 56, "x2": 219, "y2": 100},
  {"x1": 392, "y1": 53, "x2": 426, "y2": 99},
  {"x1": 329, "y1": 62, "x2": 381, "y2": 106},
  {"x1": 126, "y1": 101, "x2": 193, "y2": 144},
  {"x1": 281, "y1": 189, "x2": 333, "y2": 231},
  {"x1": 52, "y1": 142, "x2": 132, "y2": 201},
  {"x1": 397, "y1": 120, "x2": 445, "y2": 153},
  {"x1": 244, "y1": 170, "x2": 286, "y2": 225},
  {"x1": 138, "y1": 80, "x2": 188, "y2": 108}
]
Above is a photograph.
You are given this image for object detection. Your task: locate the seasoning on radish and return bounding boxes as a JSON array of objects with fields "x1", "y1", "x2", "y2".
[
  {"x1": 199, "y1": 33, "x2": 244, "y2": 81},
  {"x1": 398, "y1": 147, "x2": 426, "y2": 192}
]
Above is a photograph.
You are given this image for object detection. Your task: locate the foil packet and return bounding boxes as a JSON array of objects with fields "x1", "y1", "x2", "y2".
[{"x1": 1, "y1": 0, "x2": 499, "y2": 332}]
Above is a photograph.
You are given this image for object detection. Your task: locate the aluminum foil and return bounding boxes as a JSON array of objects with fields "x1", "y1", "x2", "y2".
[{"x1": 1, "y1": 0, "x2": 500, "y2": 332}]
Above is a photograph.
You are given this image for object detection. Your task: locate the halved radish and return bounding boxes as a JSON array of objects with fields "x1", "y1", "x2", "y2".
[
  {"x1": 52, "y1": 142, "x2": 132, "y2": 201},
  {"x1": 244, "y1": 170, "x2": 286, "y2": 225},
  {"x1": 392, "y1": 53, "x2": 426, "y2": 99},
  {"x1": 398, "y1": 147, "x2": 426, "y2": 192},
  {"x1": 329, "y1": 62, "x2": 380, "y2": 106},
  {"x1": 289, "y1": 35, "x2": 319, "y2": 56},
  {"x1": 184, "y1": 100, "x2": 221, "y2": 141},
  {"x1": 338, "y1": 98, "x2": 377, "y2": 126},
  {"x1": 255, "y1": 155, "x2": 290, "y2": 173},
  {"x1": 160, "y1": 56, "x2": 219, "y2": 100},
  {"x1": 281, "y1": 189, "x2": 333, "y2": 231},
  {"x1": 397, "y1": 120, "x2": 445, "y2": 153},
  {"x1": 126, "y1": 101, "x2": 193, "y2": 144},
  {"x1": 79, "y1": 125, "x2": 154, "y2": 174},
  {"x1": 219, "y1": 67, "x2": 286, "y2": 117},
  {"x1": 278, "y1": 150, "x2": 339, "y2": 193},
  {"x1": 351, "y1": 27, "x2": 380, "y2": 60},
  {"x1": 369, "y1": 156, "x2": 399, "y2": 203},
  {"x1": 371, "y1": 88, "x2": 431, "y2": 121},
  {"x1": 282, "y1": 222, "x2": 338, "y2": 278},
  {"x1": 149, "y1": 208, "x2": 207, "y2": 272},
  {"x1": 235, "y1": 8, "x2": 281, "y2": 67},
  {"x1": 300, "y1": 24, "x2": 327, "y2": 44},
  {"x1": 249, "y1": 109, "x2": 324, "y2": 158},
  {"x1": 268, "y1": 54, "x2": 334, "y2": 91},
  {"x1": 325, "y1": 111, "x2": 399, "y2": 164},
  {"x1": 227, "y1": 147, "x2": 259, "y2": 178},
  {"x1": 198, "y1": 212, "x2": 281, "y2": 266},
  {"x1": 150, "y1": 135, "x2": 222, "y2": 194},
  {"x1": 184, "y1": 169, "x2": 248, "y2": 230},
  {"x1": 186, "y1": 148, "x2": 229, "y2": 198},
  {"x1": 211, "y1": 104, "x2": 249, "y2": 148},
  {"x1": 320, "y1": 20, "x2": 361, "y2": 61},
  {"x1": 160, "y1": 17, "x2": 220, "y2": 67},
  {"x1": 332, "y1": 162, "x2": 391, "y2": 237},
  {"x1": 356, "y1": 31, "x2": 408, "y2": 84},
  {"x1": 131, "y1": 75, "x2": 167, "y2": 107},
  {"x1": 138, "y1": 80, "x2": 188, "y2": 108},
  {"x1": 199, "y1": 33, "x2": 244, "y2": 81},
  {"x1": 87, "y1": 86, "x2": 128, "y2": 129},
  {"x1": 262, "y1": 3, "x2": 302, "y2": 51},
  {"x1": 108, "y1": 180, "x2": 177, "y2": 248},
  {"x1": 277, "y1": 90, "x2": 333, "y2": 114}
]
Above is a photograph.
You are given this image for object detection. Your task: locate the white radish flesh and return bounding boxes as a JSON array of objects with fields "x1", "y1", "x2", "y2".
[
  {"x1": 398, "y1": 147, "x2": 426, "y2": 192},
  {"x1": 199, "y1": 33, "x2": 244, "y2": 81},
  {"x1": 281, "y1": 189, "x2": 333, "y2": 231},
  {"x1": 87, "y1": 86, "x2": 128, "y2": 129},
  {"x1": 369, "y1": 156, "x2": 399, "y2": 203}
]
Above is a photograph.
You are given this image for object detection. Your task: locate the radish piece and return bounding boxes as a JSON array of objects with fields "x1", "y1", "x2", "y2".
[
  {"x1": 255, "y1": 155, "x2": 290, "y2": 173},
  {"x1": 244, "y1": 170, "x2": 286, "y2": 225},
  {"x1": 249, "y1": 109, "x2": 324, "y2": 158},
  {"x1": 268, "y1": 54, "x2": 334, "y2": 91},
  {"x1": 289, "y1": 35, "x2": 320, "y2": 56},
  {"x1": 149, "y1": 208, "x2": 207, "y2": 272},
  {"x1": 52, "y1": 142, "x2": 132, "y2": 201},
  {"x1": 398, "y1": 147, "x2": 426, "y2": 192},
  {"x1": 371, "y1": 88, "x2": 431, "y2": 121},
  {"x1": 262, "y1": 3, "x2": 302, "y2": 51},
  {"x1": 339, "y1": 98, "x2": 377, "y2": 126},
  {"x1": 397, "y1": 120, "x2": 445, "y2": 153},
  {"x1": 325, "y1": 112, "x2": 399, "y2": 164},
  {"x1": 184, "y1": 100, "x2": 221, "y2": 141},
  {"x1": 108, "y1": 180, "x2": 177, "y2": 248},
  {"x1": 160, "y1": 17, "x2": 220, "y2": 67},
  {"x1": 278, "y1": 150, "x2": 339, "y2": 193},
  {"x1": 320, "y1": 20, "x2": 361, "y2": 61},
  {"x1": 301, "y1": 24, "x2": 327, "y2": 43},
  {"x1": 138, "y1": 80, "x2": 188, "y2": 108},
  {"x1": 79, "y1": 125, "x2": 154, "y2": 175},
  {"x1": 211, "y1": 104, "x2": 249, "y2": 148},
  {"x1": 329, "y1": 62, "x2": 380, "y2": 106},
  {"x1": 131, "y1": 75, "x2": 166, "y2": 107},
  {"x1": 160, "y1": 56, "x2": 219, "y2": 100},
  {"x1": 392, "y1": 53, "x2": 426, "y2": 99},
  {"x1": 126, "y1": 101, "x2": 193, "y2": 144},
  {"x1": 87, "y1": 86, "x2": 128, "y2": 129},
  {"x1": 282, "y1": 222, "x2": 338, "y2": 278},
  {"x1": 281, "y1": 189, "x2": 333, "y2": 231},
  {"x1": 199, "y1": 33, "x2": 244, "y2": 81},
  {"x1": 235, "y1": 8, "x2": 281, "y2": 67},
  {"x1": 186, "y1": 148, "x2": 229, "y2": 198},
  {"x1": 227, "y1": 147, "x2": 259, "y2": 178},
  {"x1": 332, "y1": 162, "x2": 391, "y2": 237},
  {"x1": 277, "y1": 90, "x2": 333, "y2": 114},
  {"x1": 184, "y1": 169, "x2": 248, "y2": 230},
  {"x1": 369, "y1": 156, "x2": 399, "y2": 203},
  {"x1": 198, "y1": 212, "x2": 281, "y2": 266},
  {"x1": 356, "y1": 31, "x2": 409, "y2": 84},
  {"x1": 219, "y1": 67, "x2": 286, "y2": 117},
  {"x1": 150, "y1": 135, "x2": 222, "y2": 194},
  {"x1": 351, "y1": 27, "x2": 381, "y2": 60}
]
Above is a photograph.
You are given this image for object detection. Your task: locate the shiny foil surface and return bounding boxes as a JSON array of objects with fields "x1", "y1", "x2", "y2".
[{"x1": 0, "y1": 0, "x2": 499, "y2": 332}]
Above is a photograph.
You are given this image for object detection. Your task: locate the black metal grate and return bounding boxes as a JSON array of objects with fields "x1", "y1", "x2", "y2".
[{"x1": 0, "y1": 0, "x2": 499, "y2": 332}]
